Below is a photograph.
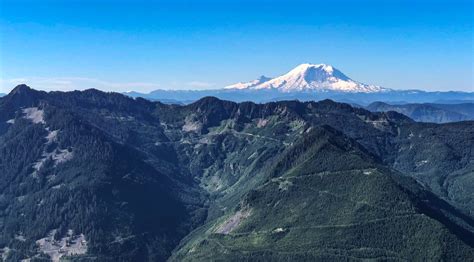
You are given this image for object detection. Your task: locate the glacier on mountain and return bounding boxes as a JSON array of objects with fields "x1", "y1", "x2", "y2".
[{"x1": 225, "y1": 63, "x2": 387, "y2": 93}]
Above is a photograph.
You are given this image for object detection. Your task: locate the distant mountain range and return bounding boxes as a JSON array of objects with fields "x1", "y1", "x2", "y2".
[
  {"x1": 367, "y1": 102, "x2": 474, "y2": 123},
  {"x1": 0, "y1": 85, "x2": 473, "y2": 261},
  {"x1": 13, "y1": 62, "x2": 466, "y2": 126},
  {"x1": 125, "y1": 63, "x2": 474, "y2": 105}
]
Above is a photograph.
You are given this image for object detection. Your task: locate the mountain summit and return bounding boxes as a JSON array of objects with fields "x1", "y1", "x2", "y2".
[
  {"x1": 224, "y1": 75, "x2": 272, "y2": 90},
  {"x1": 225, "y1": 63, "x2": 387, "y2": 92}
]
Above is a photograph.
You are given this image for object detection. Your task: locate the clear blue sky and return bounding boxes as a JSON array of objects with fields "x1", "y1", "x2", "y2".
[{"x1": 0, "y1": 0, "x2": 472, "y2": 93}]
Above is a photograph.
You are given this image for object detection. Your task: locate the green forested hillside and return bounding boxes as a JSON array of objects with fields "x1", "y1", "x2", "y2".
[
  {"x1": 0, "y1": 88, "x2": 206, "y2": 261},
  {"x1": 0, "y1": 85, "x2": 472, "y2": 261},
  {"x1": 172, "y1": 127, "x2": 474, "y2": 261}
]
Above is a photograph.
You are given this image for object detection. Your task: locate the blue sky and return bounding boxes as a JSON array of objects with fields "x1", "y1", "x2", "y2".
[{"x1": 0, "y1": 0, "x2": 472, "y2": 93}]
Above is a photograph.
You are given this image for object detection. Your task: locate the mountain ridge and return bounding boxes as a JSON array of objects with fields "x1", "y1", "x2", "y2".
[
  {"x1": 0, "y1": 85, "x2": 473, "y2": 261},
  {"x1": 367, "y1": 101, "x2": 474, "y2": 123}
]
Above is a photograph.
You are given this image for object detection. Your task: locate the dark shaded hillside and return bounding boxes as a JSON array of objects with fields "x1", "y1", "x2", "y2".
[
  {"x1": 0, "y1": 85, "x2": 473, "y2": 261},
  {"x1": 0, "y1": 86, "x2": 206, "y2": 261},
  {"x1": 367, "y1": 101, "x2": 474, "y2": 123}
]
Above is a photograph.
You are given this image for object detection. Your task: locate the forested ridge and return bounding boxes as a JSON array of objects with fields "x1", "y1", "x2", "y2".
[{"x1": 0, "y1": 85, "x2": 472, "y2": 261}]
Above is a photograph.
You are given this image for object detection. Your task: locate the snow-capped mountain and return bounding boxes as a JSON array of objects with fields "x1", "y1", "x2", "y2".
[
  {"x1": 224, "y1": 75, "x2": 272, "y2": 89},
  {"x1": 225, "y1": 63, "x2": 387, "y2": 93}
]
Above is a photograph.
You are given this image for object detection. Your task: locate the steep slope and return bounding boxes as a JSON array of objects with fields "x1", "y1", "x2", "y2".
[
  {"x1": 172, "y1": 126, "x2": 474, "y2": 261},
  {"x1": 367, "y1": 101, "x2": 474, "y2": 123},
  {"x1": 0, "y1": 86, "x2": 206, "y2": 261},
  {"x1": 391, "y1": 121, "x2": 474, "y2": 215}
]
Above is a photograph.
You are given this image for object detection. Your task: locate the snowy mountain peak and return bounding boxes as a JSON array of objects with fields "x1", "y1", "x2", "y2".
[
  {"x1": 225, "y1": 63, "x2": 386, "y2": 93},
  {"x1": 291, "y1": 63, "x2": 334, "y2": 74},
  {"x1": 224, "y1": 75, "x2": 272, "y2": 89}
]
